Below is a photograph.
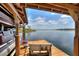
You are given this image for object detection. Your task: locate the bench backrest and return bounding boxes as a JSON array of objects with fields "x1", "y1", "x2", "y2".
[{"x1": 29, "y1": 44, "x2": 52, "y2": 51}]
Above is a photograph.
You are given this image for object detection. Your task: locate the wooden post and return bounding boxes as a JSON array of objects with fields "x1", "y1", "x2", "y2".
[
  {"x1": 22, "y1": 7, "x2": 28, "y2": 45},
  {"x1": 15, "y1": 35, "x2": 20, "y2": 56},
  {"x1": 74, "y1": 21, "x2": 79, "y2": 56},
  {"x1": 68, "y1": 9, "x2": 79, "y2": 56},
  {"x1": 14, "y1": 16, "x2": 20, "y2": 56},
  {"x1": 22, "y1": 23, "x2": 26, "y2": 41}
]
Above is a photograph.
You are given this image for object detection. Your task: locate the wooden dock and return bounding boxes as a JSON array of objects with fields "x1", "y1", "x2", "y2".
[{"x1": 20, "y1": 40, "x2": 68, "y2": 56}]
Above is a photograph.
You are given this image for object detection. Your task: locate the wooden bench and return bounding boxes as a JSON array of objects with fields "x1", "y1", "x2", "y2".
[{"x1": 29, "y1": 44, "x2": 52, "y2": 56}]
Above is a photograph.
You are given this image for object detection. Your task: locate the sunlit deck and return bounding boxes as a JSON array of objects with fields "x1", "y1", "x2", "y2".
[{"x1": 20, "y1": 40, "x2": 68, "y2": 56}]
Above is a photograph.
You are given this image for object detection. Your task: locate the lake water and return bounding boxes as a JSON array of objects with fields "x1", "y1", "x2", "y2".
[{"x1": 21, "y1": 30, "x2": 75, "y2": 56}]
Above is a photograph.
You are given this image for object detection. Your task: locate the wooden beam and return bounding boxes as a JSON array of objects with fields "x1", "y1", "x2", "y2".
[
  {"x1": 20, "y1": 4, "x2": 28, "y2": 24},
  {"x1": 1, "y1": 3, "x2": 23, "y2": 24},
  {"x1": 26, "y1": 3, "x2": 68, "y2": 11},
  {"x1": 49, "y1": 3, "x2": 79, "y2": 11},
  {"x1": 68, "y1": 9, "x2": 79, "y2": 56},
  {"x1": 17, "y1": 9, "x2": 24, "y2": 16},
  {"x1": 25, "y1": 3, "x2": 69, "y2": 15},
  {"x1": 13, "y1": 3, "x2": 22, "y2": 11},
  {"x1": 8, "y1": 3, "x2": 23, "y2": 23},
  {"x1": 20, "y1": 3, "x2": 25, "y2": 8},
  {"x1": 0, "y1": 4, "x2": 13, "y2": 19},
  {"x1": 14, "y1": 4, "x2": 27, "y2": 23},
  {"x1": 2, "y1": 4, "x2": 16, "y2": 16},
  {"x1": 0, "y1": 11, "x2": 14, "y2": 26},
  {"x1": 68, "y1": 9, "x2": 78, "y2": 21},
  {"x1": 39, "y1": 3, "x2": 68, "y2": 11},
  {"x1": 74, "y1": 21, "x2": 79, "y2": 56}
]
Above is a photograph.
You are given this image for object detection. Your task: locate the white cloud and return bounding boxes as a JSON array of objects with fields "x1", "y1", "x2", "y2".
[
  {"x1": 27, "y1": 16, "x2": 33, "y2": 24},
  {"x1": 48, "y1": 20, "x2": 58, "y2": 24},
  {"x1": 51, "y1": 13, "x2": 56, "y2": 15},
  {"x1": 28, "y1": 16, "x2": 32, "y2": 21},
  {"x1": 61, "y1": 15, "x2": 70, "y2": 18},
  {"x1": 34, "y1": 17, "x2": 59, "y2": 25},
  {"x1": 29, "y1": 16, "x2": 69, "y2": 25},
  {"x1": 34, "y1": 17, "x2": 47, "y2": 25},
  {"x1": 36, "y1": 19, "x2": 45, "y2": 24},
  {"x1": 58, "y1": 18, "x2": 68, "y2": 25},
  {"x1": 35, "y1": 17, "x2": 45, "y2": 22},
  {"x1": 28, "y1": 15, "x2": 73, "y2": 28}
]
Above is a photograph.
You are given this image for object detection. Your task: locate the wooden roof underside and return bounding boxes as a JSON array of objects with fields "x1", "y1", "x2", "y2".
[
  {"x1": 13, "y1": 3, "x2": 79, "y2": 23},
  {"x1": 1, "y1": 3, "x2": 79, "y2": 25}
]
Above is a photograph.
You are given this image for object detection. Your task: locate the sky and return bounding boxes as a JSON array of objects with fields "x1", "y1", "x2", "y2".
[{"x1": 25, "y1": 8, "x2": 75, "y2": 29}]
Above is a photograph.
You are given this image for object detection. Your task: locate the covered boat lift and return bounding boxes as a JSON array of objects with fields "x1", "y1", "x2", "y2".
[{"x1": 0, "y1": 3, "x2": 79, "y2": 56}]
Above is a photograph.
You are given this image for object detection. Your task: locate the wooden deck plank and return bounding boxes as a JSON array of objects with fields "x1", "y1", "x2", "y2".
[{"x1": 20, "y1": 40, "x2": 68, "y2": 56}]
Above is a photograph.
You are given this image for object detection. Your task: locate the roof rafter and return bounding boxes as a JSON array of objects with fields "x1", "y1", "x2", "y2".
[
  {"x1": 49, "y1": 3, "x2": 79, "y2": 11},
  {"x1": 1, "y1": 3, "x2": 24, "y2": 23},
  {"x1": 25, "y1": 3, "x2": 69, "y2": 15}
]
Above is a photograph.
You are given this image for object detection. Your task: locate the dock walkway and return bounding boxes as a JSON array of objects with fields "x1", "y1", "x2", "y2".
[{"x1": 20, "y1": 40, "x2": 68, "y2": 56}]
